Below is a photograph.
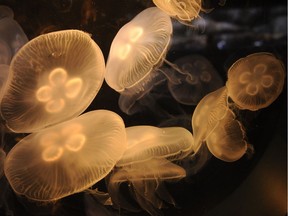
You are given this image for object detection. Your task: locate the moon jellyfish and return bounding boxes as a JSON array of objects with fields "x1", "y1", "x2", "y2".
[
  {"x1": 167, "y1": 54, "x2": 224, "y2": 105},
  {"x1": 226, "y1": 52, "x2": 285, "y2": 111},
  {"x1": 192, "y1": 87, "x2": 229, "y2": 152},
  {"x1": 4, "y1": 110, "x2": 127, "y2": 201},
  {"x1": 206, "y1": 109, "x2": 248, "y2": 162},
  {"x1": 0, "y1": 10, "x2": 28, "y2": 64},
  {"x1": 0, "y1": 30, "x2": 105, "y2": 133},
  {"x1": 107, "y1": 125, "x2": 193, "y2": 215},
  {"x1": 152, "y1": 0, "x2": 202, "y2": 26},
  {"x1": 105, "y1": 7, "x2": 172, "y2": 114}
]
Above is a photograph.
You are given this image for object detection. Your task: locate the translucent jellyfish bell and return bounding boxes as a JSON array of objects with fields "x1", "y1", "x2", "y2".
[
  {"x1": 167, "y1": 54, "x2": 224, "y2": 105},
  {"x1": 206, "y1": 109, "x2": 248, "y2": 162},
  {"x1": 105, "y1": 7, "x2": 172, "y2": 114},
  {"x1": 192, "y1": 86, "x2": 229, "y2": 152},
  {"x1": 105, "y1": 7, "x2": 172, "y2": 93},
  {"x1": 108, "y1": 125, "x2": 192, "y2": 215},
  {"x1": 226, "y1": 52, "x2": 285, "y2": 111},
  {"x1": 152, "y1": 0, "x2": 202, "y2": 26},
  {"x1": 4, "y1": 110, "x2": 127, "y2": 201},
  {"x1": 0, "y1": 30, "x2": 105, "y2": 133},
  {"x1": 117, "y1": 125, "x2": 194, "y2": 167},
  {"x1": 0, "y1": 9, "x2": 28, "y2": 65}
]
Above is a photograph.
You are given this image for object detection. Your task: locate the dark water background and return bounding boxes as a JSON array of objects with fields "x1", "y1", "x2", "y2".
[{"x1": 0, "y1": 0, "x2": 286, "y2": 215}]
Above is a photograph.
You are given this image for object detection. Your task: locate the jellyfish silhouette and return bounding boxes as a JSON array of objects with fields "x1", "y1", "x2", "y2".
[
  {"x1": 152, "y1": 0, "x2": 202, "y2": 26},
  {"x1": 192, "y1": 86, "x2": 229, "y2": 152},
  {"x1": 4, "y1": 110, "x2": 127, "y2": 201},
  {"x1": 105, "y1": 7, "x2": 173, "y2": 115},
  {"x1": 0, "y1": 30, "x2": 105, "y2": 133},
  {"x1": 107, "y1": 125, "x2": 194, "y2": 215},
  {"x1": 226, "y1": 52, "x2": 285, "y2": 111},
  {"x1": 167, "y1": 54, "x2": 224, "y2": 105},
  {"x1": 206, "y1": 108, "x2": 248, "y2": 162},
  {"x1": 0, "y1": 7, "x2": 28, "y2": 65}
]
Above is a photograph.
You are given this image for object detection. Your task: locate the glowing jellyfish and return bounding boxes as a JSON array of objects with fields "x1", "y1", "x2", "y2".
[
  {"x1": 152, "y1": 0, "x2": 202, "y2": 26},
  {"x1": 192, "y1": 86, "x2": 229, "y2": 152},
  {"x1": 107, "y1": 125, "x2": 193, "y2": 215},
  {"x1": 206, "y1": 108, "x2": 248, "y2": 162},
  {"x1": 4, "y1": 110, "x2": 127, "y2": 201},
  {"x1": 105, "y1": 7, "x2": 172, "y2": 114},
  {"x1": 0, "y1": 30, "x2": 105, "y2": 133},
  {"x1": 167, "y1": 54, "x2": 224, "y2": 105},
  {"x1": 226, "y1": 52, "x2": 285, "y2": 111},
  {"x1": 0, "y1": 13, "x2": 28, "y2": 64}
]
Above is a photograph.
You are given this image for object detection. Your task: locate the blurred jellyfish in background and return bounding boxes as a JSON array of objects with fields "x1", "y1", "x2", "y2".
[
  {"x1": 152, "y1": 0, "x2": 202, "y2": 27},
  {"x1": 0, "y1": 64, "x2": 9, "y2": 96},
  {"x1": 166, "y1": 54, "x2": 224, "y2": 105},
  {"x1": 0, "y1": 6, "x2": 28, "y2": 65},
  {"x1": 107, "y1": 125, "x2": 194, "y2": 215},
  {"x1": 105, "y1": 7, "x2": 173, "y2": 115},
  {"x1": 0, "y1": 30, "x2": 106, "y2": 133},
  {"x1": 4, "y1": 110, "x2": 127, "y2": 202},
  {"x1": 226, "y1": 52, "x2": 285, "y2": 111}
]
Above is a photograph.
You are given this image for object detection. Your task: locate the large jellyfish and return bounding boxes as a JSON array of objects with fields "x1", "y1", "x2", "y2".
[
  {"x1": 0, "y1": 30, "x2": 105, "y2": 133},
  {"x1": 107, "y1": 125, "x2": 194, "y2": 215},
  {"x1": 166, "y1": 54, "x2": 224, "y2": 105},
  {"x1": 152, "y1": 0, "x2": 202, "y2": 26},
  {"x1": 105, "y1": 7, "x2": 173, "y2": 115},
  {"x1": 226, "y1": 52, "x2": 285, "y2": 111},
  {"x1": 4, "y1": 110, "x2": 127, "y2": 201},
  {"x1": 0, "y1": 6, "x2": 28, "y2": 65}
]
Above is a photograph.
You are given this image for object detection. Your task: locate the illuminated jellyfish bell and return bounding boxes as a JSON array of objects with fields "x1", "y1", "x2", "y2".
[
  {"x1": 0, "y1": 8, "x2": 28, "y2": 65},
  {"x1": 167, "y1": 54, "x2": 224, "y2": 105},
  {"x1": 4, "y1": 110, "x2": 127, "y2": 201},
  {"x1": 0, "y1": 30, "x2": 105, "y2": 133},
  {"x1": 105, "y1": 7, "x2": 172, "y2": 114},
  {"x1": 107, "y1": 125, "x2": 193, "y2": 215},
  {"x1": 226, "y1": 52, "x2": 285, "y2": 111},
  {"x1": 192, "y1": 86, "x2": 229, "y2": 152},
  {"x1": 152, "y1": 0, "x2": 202, "y2": 26},
  {"x1": 206, "y1": 108, "x2": 248, "y2": 162}
]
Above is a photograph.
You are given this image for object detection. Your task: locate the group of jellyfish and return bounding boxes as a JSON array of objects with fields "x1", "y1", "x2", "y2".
[{"x1": 0, "y1": 2, "x2": 286, "y2": 216}]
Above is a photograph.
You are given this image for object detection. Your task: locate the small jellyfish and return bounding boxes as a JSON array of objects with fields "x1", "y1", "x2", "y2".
[
  {"x1": 4, "y1": 110, "x2": 127, "y2": 201},
  {"x1": 0, "y1": 30, "x2": 105, "y2": 133},
  {"x1": 107, "y1": 125, "x2": 193, "y2": 215},
  {"x1": 206, "y1": 108, "x2": 248, "y2": 162},
  {"x1": 226, "y1": 52, "x2": 285, "y2": 111},
  {"x1": 0, "y1": 13, "x2": 28, "y2": 64},
  {"x1": 152, "y1": 0, "x2": 202, "y2": 26},
  {"x1": 192, "y1": 86, "x2": 229, "y2": 152},
  {"x1": 167, "y1": 54, "x2": 224, "y2": 105},
  {"x1": 105, "y1": 7, "x2": 173, "y2": 114}
]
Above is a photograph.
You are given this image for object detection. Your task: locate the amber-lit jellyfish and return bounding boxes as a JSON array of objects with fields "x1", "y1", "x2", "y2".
[
  {"x1": 166, "y1": 54, "x2": 224, "y2": 105},
  {"x1": 107, "y1": 125, "x2": 194, "y2": 215},
  {"x1": 206, "y1": 108, "x2": 248, "y2": 162},
  {"x1": 152, "y1": 0, "x2": 203, "y2": 26},
  {"x1": 0, "y1": 7, "x2": 28, "y2": 65},
  {"x1": 192, "y1": 86, "x2": 229, "y2": 153},
  {"x1": 105, "y1": 7, "x2": 173, "y2": 115},
  {"x1": 226, "y1": 52, "x2": 285, "y2": 111},
  {"x1": 0, "y1": 30, "x2": 105, "y2": 133},
  {"x1": 4, "y1": 110, "x2": 127, "y2": 201}
]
